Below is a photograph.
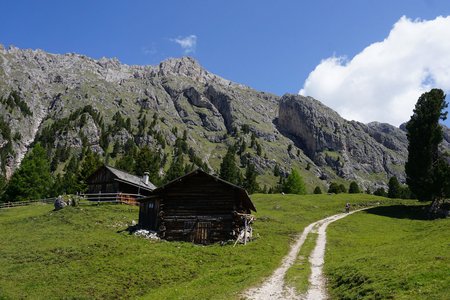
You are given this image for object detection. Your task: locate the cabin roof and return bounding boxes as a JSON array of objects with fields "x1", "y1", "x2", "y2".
[
  {"x1": 89, "y1": 165, "x2": 157, "y2": 191},
  {"x1": 143, "y1": 169, "x2": 256, "y2": 212}
]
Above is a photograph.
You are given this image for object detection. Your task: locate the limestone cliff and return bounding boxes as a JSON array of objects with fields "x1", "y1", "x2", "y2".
[{"x1": 0, "y1": 45, "x2": 448, "y2": 190}]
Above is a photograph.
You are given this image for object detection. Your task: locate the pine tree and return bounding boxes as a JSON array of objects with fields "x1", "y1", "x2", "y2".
[
  {"x1": 313, "y1": 186, "x2": 322, "y2": 194},
  {"x1": 388, "y1": 176, "x2": 402, "y2": 198},
  {"x1": 349, "y1": 181, "x2": 360, "y2": 194},
  {"x1": 78, "y1": 149, "x2": 102, "y2": 192},
  {"x1": 405, "y1": 89, "x2": 450, "y2": 209},
  {"x1": 134, "y1": 146, "x2": 161, "y2": 185},
  {"x1": 3, "y1": 143, "x2": 53, "y2": 202},
  {"x1": 114, "y1": 154, "x2": 135, "y2": 173},
  {"x1": 243, "y1": 163, "x2": 259, "y2": 194},
  {"x1": 374, "y1": 187, "x2": 387, "y2": 197},
  {"x1": 282, "y1": 169, "x2": 306, "y2": 194},
  {"x1": 164, "y1": 155, "x2": 185, "y2": 183},
  {"x1": 328, "y1": 182, "x2": 340, "y2": 194},
  {"x1": 219, "y1": 147, "x2": 241, "y2": 185}
]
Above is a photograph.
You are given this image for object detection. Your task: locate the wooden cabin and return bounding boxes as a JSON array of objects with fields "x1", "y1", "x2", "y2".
[
  {"x1": 86, "y1": 165, "x2": 156, "y2": 200},
  {"x1": 138, "y1": 169, "x2": 257, "y2": 244}
]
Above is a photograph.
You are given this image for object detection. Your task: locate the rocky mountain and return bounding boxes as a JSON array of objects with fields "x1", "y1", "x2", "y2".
[
  {"x1": 0, "y1": 45, "x2": 448, "y2": 191},
  {"x1": 278, "y1": 95, "x2": 408, "y2": 187}
]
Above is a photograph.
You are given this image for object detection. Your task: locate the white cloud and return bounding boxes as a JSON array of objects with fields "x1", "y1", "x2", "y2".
[
  {"x1": 299, "y1": 16, "x2": 450, "y2": 127},
  {"x1": 171, "y1": 35, "x2": 197, "y2": 54}
]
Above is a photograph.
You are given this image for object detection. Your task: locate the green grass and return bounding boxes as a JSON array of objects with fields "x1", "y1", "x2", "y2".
[
  {"x1": 285, "y1": 232, "x2": 317, "y2": 294},
  {"x1": 325, "y1": 203, "x2": 450, "y2": 300},
  {"x1": 0, "y1": 194, "x2": 388, "y2": 299}
]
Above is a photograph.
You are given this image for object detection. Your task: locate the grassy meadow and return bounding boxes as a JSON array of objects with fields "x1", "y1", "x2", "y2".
[
  {"x1": 325, "y1": 204, "x2": 450, "y2": 300},
  {"x1": 0, "y1": 194, "x2": 446, "y2": 299}
]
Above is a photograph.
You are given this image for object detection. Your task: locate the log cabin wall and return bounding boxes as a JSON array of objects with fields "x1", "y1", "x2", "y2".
[
  {"x1": 87, "y1": 168, "x2": 118, "y2": 194},
  {"x1": 157, "y1": 173, "x2": 245, "y2": 244},
  {"x1": 86, "y1": 166, "x2": 152, "y2": 196}
]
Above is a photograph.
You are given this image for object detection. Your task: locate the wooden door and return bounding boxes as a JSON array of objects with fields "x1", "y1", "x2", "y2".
[
  {"x1": 194, "y1": 222, "x2": 211, "y2": 244},
  {"x1": 139, "y1": 200, "x2": 159, "y2": 230}
]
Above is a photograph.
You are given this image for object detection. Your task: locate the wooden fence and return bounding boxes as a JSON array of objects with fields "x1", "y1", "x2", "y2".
[
  {"x1": 0, "y1": 193, "x2": 146, "y2": 209},
  {"x1": 80, "y1": 193, "x2": 145, "y2": 206},
  {"x1": 0, "y1": 197, "x2": 56, "y2": 209}
]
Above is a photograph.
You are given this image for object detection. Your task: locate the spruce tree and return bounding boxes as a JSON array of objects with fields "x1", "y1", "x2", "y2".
[
  {"x1": 328, "y1": 182, "x2": 340, "y2": 194},
  {"x1": 78, "y1": 149, "x2": 102, "y2": 192},
  {"x1": 243, "y1": 162, "x2": 259, "y2": 194},
  {"x1": 219, "y1": 146, "x2": 240, "y2": 185},
  {"x1": 349, "y1": 181, "x2": 360, "y2": 194},
  {"x1": 3, "y1": 143, "x2": 53, "y2": 202},
  {"x1": 405, "y1": 88, "x2": 449, "y2": 206},
  {"x1": 313, "y1": 186, "x2": 322, "y2": 194},
  {"x1": 388, "y1": 176, "x2": 402, "y2": 199},
  {"x1": 282, "y1": 169, "x2": 306, "y2": 194},
  {"x1": 134, "y1": 146, "x2": 161, "y2": 185},
  {"x1": 164, "y1": 155, "x2": 185, "y2": 183}
]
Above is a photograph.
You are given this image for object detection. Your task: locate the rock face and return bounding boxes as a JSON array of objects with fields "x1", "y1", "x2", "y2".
[
  {"x1": 278, "y1": 94, "x2": 408, "y2": 186},
  {"x1": 0, "y1": 46, "x2": 290, "y2": 183},
  {"x1": 0, "y1": 46, "x2": 448, "y2": 190}
]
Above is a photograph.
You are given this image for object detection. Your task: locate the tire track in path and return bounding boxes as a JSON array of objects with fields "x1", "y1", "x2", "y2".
[{"x1": 244, "y1": 209, "x2": 367, "y2": 300}]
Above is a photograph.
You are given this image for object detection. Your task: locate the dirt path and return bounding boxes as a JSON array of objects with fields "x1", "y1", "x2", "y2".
[{"x1": 244, "y1": 209, "x2": 365, "y2": 300}]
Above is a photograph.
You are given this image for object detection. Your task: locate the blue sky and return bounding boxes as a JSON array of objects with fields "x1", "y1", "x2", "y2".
[{"x1": 1, "y1": 0, "x2": 450, "y2": 127}]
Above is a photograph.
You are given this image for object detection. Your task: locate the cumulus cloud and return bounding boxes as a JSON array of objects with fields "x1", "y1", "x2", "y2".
[
  {"x1": 299, "y1": 16, "x2": 450, "y2": 126},
  {"x1": 171, "y1": 35, "x2": 197, "y2": 54}
]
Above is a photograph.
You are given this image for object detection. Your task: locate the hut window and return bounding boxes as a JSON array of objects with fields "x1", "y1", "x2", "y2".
[{"x1": 148, "y1": 202, "x2": 154, "y2": 209}]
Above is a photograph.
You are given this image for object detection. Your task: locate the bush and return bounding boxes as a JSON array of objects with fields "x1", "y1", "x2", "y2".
[
  {"x1": 349, "y1": 181, "x2": 360, "y2": 194},
  {"x1": 374, "y1": 187, "x2": 387, "y2": 197}
]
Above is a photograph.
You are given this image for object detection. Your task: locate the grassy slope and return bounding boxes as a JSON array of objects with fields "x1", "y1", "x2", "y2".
[
  {"x1": 0, "y1": 194, "x2": 385, "y2": 299},
  {"x1": 325, "y1": 204, "x2": 450, "y2": 300}
]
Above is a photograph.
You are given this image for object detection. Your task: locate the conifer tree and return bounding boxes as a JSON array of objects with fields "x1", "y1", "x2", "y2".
[
  {"x1": 349, "y1": 181, "x2": 360, "y2": 194},
  {"x1": 243, "y1": 162, "x2": 259, "y2": 194},
  {"x1": 78, "y1": 149, "x2": 102, "y2": 192},
  {"x1": 313, "y1": 186, "x2": 322, "y2": 194},
  {"x1": 405, "y1": 88, "x2": 449, "y2": 206},
  {"x1": 388, "y1": 176, "x2": 402, "y2": 199},
  {"x1": 328, "y1": 182, "x2": 340, "y2": 194},
  {"x1": 134, "y1": 146, "x2": 161, "y2": 185},
  {"x1": 219, "y1": 146, "x2": 241, "y2": 185},
  {"x1": 282, "y1": 169, "x2": 306, "y2": 194},
  {"x1": 164, "y1": 155, "x2": 185, "y2": 183},
  {"x1": 3, "y1": 143, "x2": 53, "y2": 202}
]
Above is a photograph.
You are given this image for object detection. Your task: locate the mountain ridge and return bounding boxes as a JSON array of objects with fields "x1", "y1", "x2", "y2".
[{"x1": 0, "y1": 45, "x2": 448, "y2": 191}]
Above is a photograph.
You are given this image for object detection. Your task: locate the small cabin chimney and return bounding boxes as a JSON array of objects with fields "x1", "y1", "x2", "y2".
[{"x1": 143, "y1": 172, "x2": 149, "y2": 185}]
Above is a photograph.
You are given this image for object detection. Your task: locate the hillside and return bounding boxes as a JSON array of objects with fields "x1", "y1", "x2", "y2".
[
  {"x1": 0, "y1": 196, "x2": 447, "y2": 299},
  {"x1": 0, "y1": 45, "x2": 449, "y2": 191}
]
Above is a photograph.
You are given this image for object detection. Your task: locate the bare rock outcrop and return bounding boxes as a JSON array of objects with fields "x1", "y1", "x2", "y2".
[{"x1": 278, "y1": 94, "x2": 407, "y2": 185}]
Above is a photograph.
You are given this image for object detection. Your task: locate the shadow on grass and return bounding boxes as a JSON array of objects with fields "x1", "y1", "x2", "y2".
[{"x1": 364, "y1": 204, "x2": 432, "y2": 220}]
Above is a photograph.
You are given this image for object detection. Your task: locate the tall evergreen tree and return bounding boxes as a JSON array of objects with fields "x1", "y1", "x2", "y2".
[
  {"x1": 313, "y1": 186, "x2": 322, "y2": 194},
  {"x1": 164, "y1": 155, "x2": 185, "y2": 183},
  {"x1": 134, "y1": 146, "x2": 161, "y2": 185},
  {"x1": 405, "y1": 88, "x2": 449, "y2": 206},
  {"x1": 3, "y1": 143, "x2": 53, "y2": 202},
  {"x1": 219, "y1": 146, "x2": 241, "y2": 185},
  {"x1": 349, "y1": 181, "x2": 360, "y2": 194},
  {"x1": 114, "y1": 154, "x2": 135, "y2": 173},
  {"x1": 328, "y1": 182, "x2": 340, "y2": 194},
  {"x1": 388, "y1": 176, "x2": 402, "y2": 199},
  {"x1": 78, "y1": 149, "x2": 102, "y2": 192},
  {"x1": 243, "y1": 162, "x2": 259, "y2": 194},
  {"x1": 282, "y1": 169, "x2": 306, "y2": 194}
]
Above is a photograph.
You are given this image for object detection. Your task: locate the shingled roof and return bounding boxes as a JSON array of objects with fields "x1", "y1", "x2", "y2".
[{"x1": 104, "y1": 165, "x2": 156, "y2": 191}]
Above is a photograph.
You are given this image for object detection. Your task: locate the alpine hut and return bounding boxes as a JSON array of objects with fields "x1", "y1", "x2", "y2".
[
  {"x1": 85, "y1": 165, "x2": 156, "y2": 203},
  {"x1": 138, "y1": 169, "x2": 257, "y2": 244}
]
